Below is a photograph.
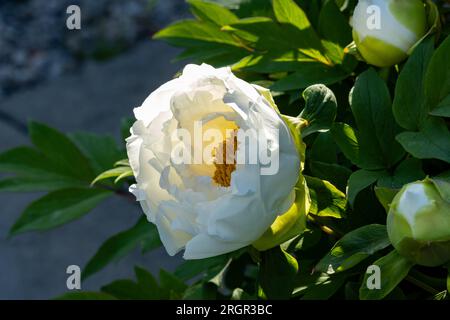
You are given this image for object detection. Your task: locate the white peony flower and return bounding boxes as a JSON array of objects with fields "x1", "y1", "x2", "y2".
[
  {"x1": 387, "y1": 178, "x2": 450, "y2": 267},
  {"x1": 351, "y1": 0, "x2": 427, "y2": 67},
  {"x1": 126, "y1": 64, "x2": 301, "y2": 259}
]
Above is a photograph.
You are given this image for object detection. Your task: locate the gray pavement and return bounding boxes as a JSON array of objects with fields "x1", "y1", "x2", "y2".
[{"x1": 0, "y1": 41, "x2": 186, "y2": 299}]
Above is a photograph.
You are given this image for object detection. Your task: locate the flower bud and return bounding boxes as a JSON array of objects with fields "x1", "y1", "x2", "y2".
[
  {"x1": 352, "y1": 0, "x2": 427, "y2": 67},
  {"x1": 387, "y1": 178, "x2": 450, "y2": 267}
]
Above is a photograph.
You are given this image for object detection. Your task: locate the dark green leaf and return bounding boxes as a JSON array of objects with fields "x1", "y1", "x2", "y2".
[
  {"x1": 309, "y1": 161, "x2": 351, "y2": 192},
  {"x1": 350, "y1": 69, "x2": 405, "y2": 169},
  {"x1": 0, "y1": 176, "x2": 85, "y2": 192},
  {"x1": 101, "y1": 279, "x2": 156, "y2": 300},
  {"x1": 330, "y1": 122, "x2": 360, "y2": 166},
  {"x1": 55, "y1": 292, "x2": 116, "y2": 300},
  {"x1": 393, "y1": 37, "x2": 434, "y2": 131},
  {"x1": 293, "y1": 272, "x2": 347, "y2": 300},
  {"x1": 82, "y1": 216, "x2": 161, "y2": 280},
  {"x1": 271, "y1": 63, "x2": 347, "y2": 91},
  {"x1": 315, "y1": 224, "x2": 391, "y2": 273},
  {"x1": 396, "y1": 117, "x2": 450, "y2": 163},
  {"x1": 299, "y1": 84, "x2": 337, "y2": 137},
  {"x1": 10, "y1": 188, "x2": 111, "y2": 235},
  {"x1": 310, "y1": 131, "x2": 337, "y2": 164},
  {"x1": 318, "y1": 0, "x2": 352, "y2": 47},
  {"x1": 359, "y1": 250, "x2": 415, "y2": 300},
  {"x1": 347, "y1": 169, "x2": 385, "y2": 206},
  {"x1": 300, "y1": 274, "x2": 347, "y2": 300},
  {"x1": 259, "y1": 247, "x2": 298, "y2": 299},
  {"x1": 377, "y1": 158, "x2": 425, "y2": 189},
  {"x1": 28, "y1": 122, "x2": 93, "y2": 180},
  {"x1": 134, "y1": 266, "x2": 160, "y2": 299},
  {"x1": 183, "y1": 282, "x2": 219, "y2": 300},
  {"x1": 159, "y1": 269, "x2": 188, "y2": 298},
  {"x1": 306, "y1": 175, "x2": 346, "y2": 219},
  {"x1": 429, "y1": 94, "x2": 450, "y2": 117},
  {"x1": 71, "y1": 132, "x2": 123, "y2": 174},
  {"x1": 425, "y1": 35, "x2": 450, "y2": 113},
  {"x1": 174, "y1": 254, "x2": 230, "y2": 281}
]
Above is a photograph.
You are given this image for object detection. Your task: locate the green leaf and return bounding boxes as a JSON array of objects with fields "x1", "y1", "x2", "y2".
[
  {"x1": 315, "y1": 224, "x2": 391, "y2": 273},
  {"x1": 174, "y1": 255, "x2": 230, "y2": 281},
  {"x1": 396, "y1": 117, "x2": 450, "y2": 163},
  {"x1": 55, "y1": 292, "x2": 117, "y2": 300},
  {"x1": 359, "y1": 250, "x2": 415, "y2": 300},
  {"x1": 318, "y1": 0, "x2": 352, "y2": 47},
  {"x1": 184, "y1": 282, "x2": 219, "y2": 300},
  {"x1": 0, "y1": 147, "x2": 65, "y2": 177},
  {"x1": 154, "y1": 20, "x2": 239, "y2": 47},
  {"x1": 91, "y1": 166, "x2": 133, "y2": 185},
  {"x1": 159, "y1": 269, "x2": 188, "y2": 298},
  {"x1": 330, "y1": 122, "x2": 360, "y2": 166},
  {"x1": 71, "y1": 132, "x2": 124, "y2": 175},
  {"x1": 224, "y1": 18, "x2": 328, "y2": 64},
  {"x1": 299, "y1": 84, "x2": 337, "y2": 137},
  {"x1": 309, "y1": 161, "x2": 351, "y2": 192},
  {"x1": 393, "y1": 37, "x2": 434, "y2": 131},
  {"x1": 374, "y1": 187, "x2": 399, "y2": 213},
  {"x1": 350, "y1": 69, "x2": 405, "y2": 169},
  {"x1": 270, "y1": 63, "x2": 347, "y2": 91},
  {"x1": 0, "y1": 176, "x2": 85, "y2": 192},
  {"x1": 273, "y1": 0, "x2": 312, "y2": 31},
  {"x1": 425, "y1": 35, "x2": 450, "y2": 113},
  {"x1": 429, "y1": 94, "x2": 450, "y2": 117},
  {"x1": 82, "y1": 216, "x2": 161, "y2": 280},
  {"x1": 347, "y1": 169, "x2": 386, "y2": 206},
  {"x1": 310, "y1": 131, "x2": 337, "y2": 164},
  {"x1": 10, "y1": 188, "x2": 111, "y2": 236},
  {"x1": 300, "y1": 273, "x2": 347, "y2": 300},
  {"x1": 134, "y1": 266, "x2": 160, "y2": 299},
  {"x1": 28, "y1": 122, "x2": 94, "y2": 180},
  {"x1": 101, "y1": 279, "x2": 156, "y2": 300},
  {"x1": 377, "y1": 158, "x2": 426, "y2": 189},
  {"x1": 293, "y1": 270, "x2": 348, "y2": 300},
  {"x1": 259, "y1": 247, "x2": 298, "y2": 299},
  {"x1": 188, "y1": 0, "x2": 239, "y2": 26},
  {"x1": 306, "y1": 176, "x2": 346, "y2": 219}
]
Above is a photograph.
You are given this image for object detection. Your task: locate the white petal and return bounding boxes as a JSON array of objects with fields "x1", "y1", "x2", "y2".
[{"x1": 183, "y1": 233, "x2": 247, "y2": 259}]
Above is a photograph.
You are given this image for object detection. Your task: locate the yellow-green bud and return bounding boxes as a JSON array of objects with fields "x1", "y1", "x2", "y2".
[
  {"x1": 352, "y1": 0, "x2": 427, "y2": 67},
  {"x1": 387, "y1": 178, "x2": 450, "y2": 267}
]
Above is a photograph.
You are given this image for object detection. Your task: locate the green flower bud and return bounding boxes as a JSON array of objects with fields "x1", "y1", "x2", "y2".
[
  {"x1": 387, "y1": 178, "x2": 450, "y2": 267},
  {"x1": 352, "y1": 0, "x2": 427, "y2": 67}
]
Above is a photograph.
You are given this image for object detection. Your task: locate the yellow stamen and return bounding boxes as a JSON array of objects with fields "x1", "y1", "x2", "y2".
[{"x1": 212, "y1": 131, "x2": 238, "y2": 187}]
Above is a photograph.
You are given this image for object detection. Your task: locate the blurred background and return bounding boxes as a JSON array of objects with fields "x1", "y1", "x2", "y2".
[{"x1": 0, "y1": 0, "x2": 191, "y2": 299}]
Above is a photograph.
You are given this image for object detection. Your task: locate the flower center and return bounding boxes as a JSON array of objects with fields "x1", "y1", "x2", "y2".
[{"x1": 212, "y1": 131, "x2": 238, "y2": 187}]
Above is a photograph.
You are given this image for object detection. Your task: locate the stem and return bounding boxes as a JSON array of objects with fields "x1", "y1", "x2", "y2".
[
  {"x1": 96, "y1": 183, "x2": 135, "y2": 202},
  {"x1": 406, "y1": 275, "x2": 440, "y2": 296}
]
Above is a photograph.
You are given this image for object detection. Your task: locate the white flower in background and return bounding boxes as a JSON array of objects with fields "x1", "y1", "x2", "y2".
[
  {"x1": 352, "y1": 0, "x2": 427, "y2": 67},
  {"x1": 126, "y1": 64, "x2": 301, "y2": 259},
  {"x1": 387, "y1": 178, "x2": 450, "y2": 267}
]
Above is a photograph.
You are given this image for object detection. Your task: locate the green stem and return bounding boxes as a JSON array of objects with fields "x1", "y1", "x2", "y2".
[{"x1": 405, "y1": 275, "x2": 440, "y2": 295}]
